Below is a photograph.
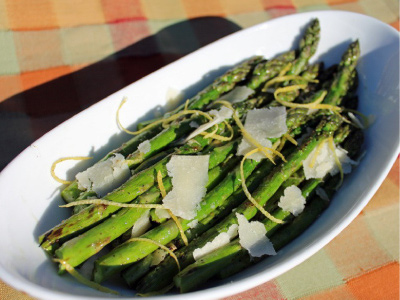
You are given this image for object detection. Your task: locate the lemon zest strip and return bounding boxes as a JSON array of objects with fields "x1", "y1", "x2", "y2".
[
  {"x1": 184, "y1": 99, "x2": 190, "y2": 111},
  {"x1": 278, "y1": 62, "x2": 293, "y2": 77},
  {"x1": 54, "y1": 259, "x2": 119, "y2": 295},
  {"x1": 60, "y1": 200, "x2": 165, "y2": 209},
  {"x1": 240, "y1": 148, "x2": 284, "y2": 224},
  {"x1": 274, "y1": 88, "x2": 340, "y2": 113},
  {"x1": 51, "y1": 156, "x2": 92, "y2": 184},
  {"x1": 264, "y1": 75, "x2": 318, "y2": 89},
  {"x1": 283, "y1": 133, "x2": 298, "y2": 146},
  {"x1": 117, "y1": 97, "x2": 213, "y2": 135},
  {"x1": 157, "y1": 170, "x2": 167, "y2": 198},
  {"x1": 309, "y1": 139, "x2": 327, "y2": 169},
  {"x1": 126, "y1": 237, "x2": 181, "y2": 271}
]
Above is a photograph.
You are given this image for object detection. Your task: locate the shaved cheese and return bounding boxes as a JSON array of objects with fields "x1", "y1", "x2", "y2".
[
  {"x1": 131, "y1": 210, "x2": 152, "y2": 238},
  {"x1": 162, "y1": 155, "x2": 209, "y2": 220},
  {"x1": 278, "y1": 185, "x2": 306, "y2": 216},
  {"x1": 187, "y1": 219, "x2": 199, "y2": 229},
  {"x1": 189, "y1": 121, "x2": 199, "y2": 128},
  {"x1": 193, "y1": 224, "x2": 238, "y2": 261},
  {"x1": 303, "y1": 142, "x2": 357, "y2": 179},
  {"x1": 218, "y1": 86, "x2": 254, "y2": 103},
  {"x1": 138, "y1": 140, "x2": 151, "y2": 154},
  {"x1": 347, "y1": 112, "x2": 364, "y2": 129},
  {"x1": 237, "y1": 107, "x2": 287, "y2": 161},
  {"x1": 236, "y1": 213, "x2": 276, "y2": 257},
  {"x1": 76, "y1": 154, "x2": 130, "y2": 197},
  {"x1": 165, "y1": 87, "x2": 184, "y2": 111},
  {"x1": 151, "y1": 249, "x2": 168, "y2": 266},
  {"x1": 185, "y1": 107, "x2": 233, "y2": 141},
  {"x1": 155, "y1": 208, "x2": 171, "y2": 220}
]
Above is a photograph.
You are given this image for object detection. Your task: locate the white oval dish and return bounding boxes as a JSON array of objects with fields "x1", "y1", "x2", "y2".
[{"x1": 0, "y1": 11, "x2": 399, "y2": 300}]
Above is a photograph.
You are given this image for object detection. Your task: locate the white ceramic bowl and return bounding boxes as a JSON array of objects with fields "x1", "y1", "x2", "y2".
[{"x1": 0, "y1": 11, "x2": 398, "y2": 300}]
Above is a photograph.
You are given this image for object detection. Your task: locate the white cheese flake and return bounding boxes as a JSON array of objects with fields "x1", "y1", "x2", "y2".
[
  {"x1": 162, "y1": 155, "x2": 209, "y2": 220},
  {"x1": 347, "y1": 112, "x2": 364, "y2": 129},
  {"x1": 193, "y1": 224, "x2": 238, "y2": 261},
  {"x1": 138, "y1": 140, "x2": 151, "y2": 154},
  {"x1": 75, "y1": 153, "x2": 130, "y2": 197},
  {"x1": 131, "y1": 210, "x2": 152, "y2": 238},
  {"x1": 237, "y1": 107, "x2": 288, "y2": 161},
  {"x1": 185, "y1": 107, "x2": 233, "y2": 141},
  {"x1": 303, "y1": 142, "x2": 357, "y2": 179},
  {"x1": 187, "y1": 219, "x2": 199, "y2": 229},
  {"x1": 150, "y1": 249, "x2": 168, "y2": 266},
  {"x1": 154, "y1": 208, "x2": 171, "y2": 220},
  {"x1": 218, "y1": 86, "x2": 255, "y2": 103},
  {"x1": 278, "y1": 185, "x2": 306, "y2": 216},
  {"x1": 164, "y1": 87, "x2": 184, "y2": 111},
  {"x1": 236, "y1": 213, "x2": 276, "y2": 257},
  {"x1": 189, "y1": 121, "x2": 199, "y2": 128}
]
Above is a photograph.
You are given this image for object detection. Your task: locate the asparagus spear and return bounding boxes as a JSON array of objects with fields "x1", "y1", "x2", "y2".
[
  {"x1": 39, "y1": 128, "x2": 233, "y2": 253},
  {"x1": 173, "y1": 178, "x2": 321, "y2": 292},
  {"x1": 62, "y1": 56, "x2": 262, "y2": 203},
  {"x1": 140, "y1": 122, "x2": 355, "y2": 293},
  {"x1": 322, "y1": 40, "x2": 360, "y2": 107},
  {"x1": 175, "y1": 194, "x2": 328, "y2": 292},
  {"x1": 42, "y1": 64, "x2": 318, "y2": 255},
  {"x1": 54, "y1": 152, "x2": 240, "y2": 272},
  {"x1": 121, "y1": 152, "x2": 298, "y2": 287},
  {"x1": 288, "y1": 19, "x2": 320, "y2": 76},
  {"x1": 93, "y1": 115, "x2": 342, "y2": 284}
]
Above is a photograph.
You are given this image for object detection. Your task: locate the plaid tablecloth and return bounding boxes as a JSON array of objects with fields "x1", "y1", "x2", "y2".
[{"x1": 0, "y1": 0, "x2": 398, "y2": 299}]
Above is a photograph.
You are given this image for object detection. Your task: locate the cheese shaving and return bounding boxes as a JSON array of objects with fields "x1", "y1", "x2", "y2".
[
  {"x1": 51, "y1": 156, "x2": 92, "y2": 185},
  {"x1": 187, "y1": 219, "x2": 199, "y2": 229},
  {"x1": 138, "y1": 140, "x2": 151, "y2": 154},
  {"x1": 347, "y1": 112, "x2": 364, "y2": 129},
  {"x1": 54, "y1": 259, "x2": 118, "y2": 295},
  {"x1": 278, "y1": 185, "x2": 306, "y2": 216},
  {"x1": 131, "y1": 210, "x2": 152, "y2": 238},
  {"x1": 126, "y1": 238, "x2": 180, "y2": 271},
  {"x1": 189, "y1": 121, "x2": 199, "y2": 128},
  {"x1": 218, "y1": 86, "x2": 254, "y2": 103},
  {"x1": 184, "y1": 106, "x2": 233, "y2": 141},
  {"x1": 155, "y1": 208, "x2": 171, "y2": 220},
  {"x1": 236, "y1": 213, "x2": 276, "y2": 257},
  {"x1": 162, "y1": 155, "x2": 209, "y2": 220},
  {"x1": 193, "y1": 224, "x2": 238, "y2": 261},
  {"x1": 150, "y1": 249, "x2": 168, "y2": 266},
  {"x1": 237, "y1": 106, "x2": 288, "y2": 161},
  {"x1": 303, "y1": 138, "x2": 357, "y2": 180},
  {"x1": 215, "y1": 100, "x2": 285, "y2": 163},
  {"x1": 75, "y1": 153, "x2": 130, "y2": 197}
]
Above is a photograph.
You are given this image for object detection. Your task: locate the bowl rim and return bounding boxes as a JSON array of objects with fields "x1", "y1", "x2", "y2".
[{"x1": 0, "y1": 9, "x2": 399, "y2": 300}]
